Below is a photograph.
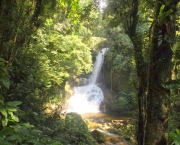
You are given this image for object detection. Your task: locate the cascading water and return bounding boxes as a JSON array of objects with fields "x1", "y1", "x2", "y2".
[
  {"x1": 89, "y1": 48, "x2": 108, "y2": 84},
  {"x1": 67, "y1": 48, "x2": 109, "y2": 114}
]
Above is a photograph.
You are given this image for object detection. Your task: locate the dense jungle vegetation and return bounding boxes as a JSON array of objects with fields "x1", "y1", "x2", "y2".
[{"x1": 0, "y1": 0, "x2": 180, "y2": 144}]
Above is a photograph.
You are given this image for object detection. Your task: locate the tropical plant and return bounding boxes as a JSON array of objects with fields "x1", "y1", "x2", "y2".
[{"x1": 169, "y1": 129, "x2": 180, "y2": 145}]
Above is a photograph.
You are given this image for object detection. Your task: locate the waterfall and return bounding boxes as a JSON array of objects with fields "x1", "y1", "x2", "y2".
[
  {"x1": 67, "y1": 48, "x2": 109, "y2": 114},
  {"x1": 90, "y1": 48, "x2": 108, "y2": 84}
]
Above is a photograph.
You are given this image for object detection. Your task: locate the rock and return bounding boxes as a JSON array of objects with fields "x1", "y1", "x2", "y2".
[
  {"x1": 91, "y1": 129, "x2": 106, "y2": 143},
  {"x1": 65, "y1": 112, "x2": 88, "y2": 132},
  {"x1": 65, "y1": 112, "x2": 98, "y2": 145}
]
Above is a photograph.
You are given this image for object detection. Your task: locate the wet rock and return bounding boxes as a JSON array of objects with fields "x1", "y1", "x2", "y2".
[{"x1": 91, "y1": 129, "x2": 106, "y2": 143}]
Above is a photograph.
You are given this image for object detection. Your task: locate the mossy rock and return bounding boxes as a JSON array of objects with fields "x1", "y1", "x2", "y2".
[
  {"x1": 65, "y1": 112, "x2": 88, "y2": 132},
  {"x1": 91, "y1": 129, "x2": 106, "y2": 143},
  {"x1": 65, "y1": 113, "x2": 98, "y2": 144}
]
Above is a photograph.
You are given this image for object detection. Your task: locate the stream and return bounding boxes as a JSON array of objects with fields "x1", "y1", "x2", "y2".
[{"x1": 81, "y1": 112, "x2": 132, "y2": 145}]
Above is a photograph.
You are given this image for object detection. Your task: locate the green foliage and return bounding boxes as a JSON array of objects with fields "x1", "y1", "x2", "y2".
[
  {"x1": 0, "y1": 0, "x2": 42, "y2": 60},
  {"x1": 0, "y1": 122, "x2": 64, "y2": 145},
  {"x1": 0, "y1": 59, "x2": 10, "y2": 90},
  {"x1": 30, "y1": 28, "x2": 92, "y2": 83},
  {"x1": 0, "y1": 0, "x2": 102, "y2": 145},
  {"x1": 0, "y1": 61, "x2": 53, "y2": 144},
  {"x1": 101, "y1": 27, "x2": 132, "y2": 63},
  {"x1": 158, "y1": 5, "x2": 173, "y2": 25},
  {"x1": 0, "y1": 100, "x2": 22, "y2": 127},
  {"x1": 162, "y1": 80, "x2": 180, "y2": 89},
  {"x1": 0, "y1": 58, "x2": 21, "y2": 128},
  {"x1": 104, "y1": 31, "x2": 133, "y2": 71},
  {"x1": 124, "y1": 92, "x2": 135, "y2": 110},
  {"x1": 118, "y1": 96, "x2": 129, "y2": 109},
  {"x1": 169, "y1": 129, "x2": 180, "y2": 145},
  {"x1": 106, "y1": 91, "x2": 136, "y2": 112},
  {"x1": 79, "y1": 1, "x2": 105, "y2": 37}
]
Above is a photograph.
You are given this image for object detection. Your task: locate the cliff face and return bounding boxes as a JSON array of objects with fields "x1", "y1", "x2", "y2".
[
  {"x1": 98, "y1": 53, "x2": 136, "y2": 113},
  {"x1": 100, "y1": 64, "x2": 131, "y2": 93}
]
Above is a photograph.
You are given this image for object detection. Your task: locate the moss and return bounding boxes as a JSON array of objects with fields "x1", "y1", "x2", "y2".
[
  {"x1": 65, "y1": 112, "x2": 97, "y2": 145},
  {"x1": 91, "y1": 129, "x2": 106, "y2": 143}
]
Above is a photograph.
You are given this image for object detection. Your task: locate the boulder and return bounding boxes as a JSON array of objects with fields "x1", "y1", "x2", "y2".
[
  {"x1": 65, "y1": 112, "x2": 98, "y2": 145},
  {"x1": 65, "y1": 112, "x2": 88, "y2": 133},
  {"x1": 91, "y1": 129, "x2": 106, "y2": 143}
]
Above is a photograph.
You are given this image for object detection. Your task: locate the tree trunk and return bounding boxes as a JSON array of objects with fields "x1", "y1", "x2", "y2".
[
  {"x1": 130, "y1": 34, "x2": 147, "y2": 145},
  {"x1": 145, "y1": 1, "x2": 179, "y2": 144},
  {"x1": 126, "y1": 0, "x2": 147, "y2": 144}
]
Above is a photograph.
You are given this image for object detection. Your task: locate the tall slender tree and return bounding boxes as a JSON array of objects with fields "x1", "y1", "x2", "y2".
[{"x1": 104, "y1": 0, "x2": 147, "y2": 144}]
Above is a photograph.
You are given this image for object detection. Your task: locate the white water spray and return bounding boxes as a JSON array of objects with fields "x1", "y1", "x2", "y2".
[{"x1": 67, "y1": 48, "x2": 109, "y2": 114}]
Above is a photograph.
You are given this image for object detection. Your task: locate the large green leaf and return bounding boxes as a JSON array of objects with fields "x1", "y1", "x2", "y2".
[
  {"x1": 31, "y1": 129, "x2": 42, "y2": 134},
  {"x1": 26, "y1": 139, "x2": 42, "y2": 145},
  {"x1": 22, "y1": 122, "x2": 34, "y2": 128},
  {"x1": 6, "y1": 101, "x2": 22, "y2": 107},
  {"x1": 16, "y1": 109, "x2": 26, "y2": 117},
  {"x1": 0, "y1": 78, "x2": 10, "y2": 89},
  {"x1": 0, "y1": 107, "x2": 7, "y2": 117},
  {"x1": 170, "y1": 129, "x2": 180, "y2": 145},
  {"x1": 0, "y1": 58, "x2": 5, "y2": 66},
  {"x1": 51, "y1": 142, "x2": 63, "y2": 145},
  {"x1": 0, "y1": 95, "x2": 4, "y2": 104},
  {"x1": 6, "y1": 106, "x2": 17, "y2": 112},
  {"x1": 17, "y1": 126, "x2": 29, "y2": 136},
  {"x1": 6, "y1": 134, "x2": 19, "y2": 141},
  {"x1": 11, "y1": 114, "x2": 19, "y2": 122},
  {"x1": 2, "y1": 117, "x2": 8, "y2": 127},
  {"x1": 176, "y1": 129, "x2": 180, "y2": 135},
  {"x1": 0, "y1": 127, "x2": 14, "y2": 136}
]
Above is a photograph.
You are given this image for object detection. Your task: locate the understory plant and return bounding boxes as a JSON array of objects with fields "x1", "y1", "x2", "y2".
[{"x1": 169, "y1": 129, "x2": 180, "y2": 145}]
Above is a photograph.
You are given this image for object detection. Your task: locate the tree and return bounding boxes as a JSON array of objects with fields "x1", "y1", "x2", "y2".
[
  {"x1": 104, "y1": 0, "x2": 147, "y2": 144},
  {"x1": 145, "y1": 1, "x2": 179, "y2": 144},
  {"x1": 104, "y1": 0, "x2": 180, "y2": 144},
  {"x1": 0, "y1": 0, "x2": 57, "y2": 62}
]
